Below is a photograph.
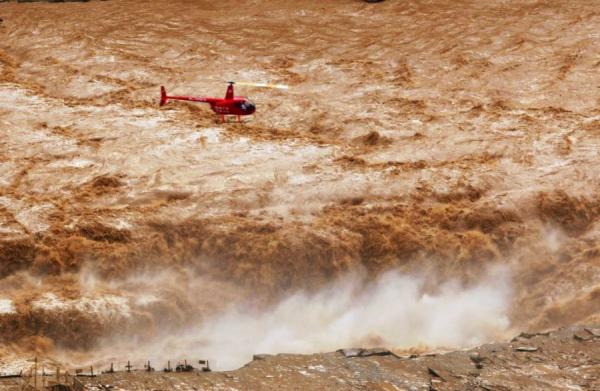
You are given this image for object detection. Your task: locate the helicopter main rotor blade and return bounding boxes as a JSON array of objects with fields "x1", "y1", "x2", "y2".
[
  {"x1": 200, "y1": 77, "x2": 290, "y2": 89},
  {"x1": 235, "y1": 81, "x2": 290, "y2": 90}
]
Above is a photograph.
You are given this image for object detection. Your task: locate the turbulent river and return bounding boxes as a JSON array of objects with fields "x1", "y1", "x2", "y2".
[{"x1": 0, "y1": 0, "x2": 599, "y2": 371}]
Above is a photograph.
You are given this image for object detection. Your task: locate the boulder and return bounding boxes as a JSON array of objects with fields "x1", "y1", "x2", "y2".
[{"x1": 337, "y1": 348, "x2": 396, "y2": 358}]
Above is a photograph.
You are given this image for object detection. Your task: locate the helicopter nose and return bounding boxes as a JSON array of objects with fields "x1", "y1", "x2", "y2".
[{"x1": 246, "y1": 103, "x2": 256, "y2": 114}]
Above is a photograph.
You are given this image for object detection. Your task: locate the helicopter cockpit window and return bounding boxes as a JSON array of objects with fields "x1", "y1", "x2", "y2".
[{"x1": 236, "y1": 100, "x2": 255, "y2": 110}]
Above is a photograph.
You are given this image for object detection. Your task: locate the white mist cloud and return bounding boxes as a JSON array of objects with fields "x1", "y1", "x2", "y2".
[
  {"x1": 145, "y1": 268, "x2": 511, "y2": 370},
  {"x1": 0, "y1": 298, "x2": 15, "y2": 315}
]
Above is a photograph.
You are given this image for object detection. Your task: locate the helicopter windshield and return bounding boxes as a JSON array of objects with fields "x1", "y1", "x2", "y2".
[{"x1": 239, "y1": 100, "x2": 255, "y2": 111}]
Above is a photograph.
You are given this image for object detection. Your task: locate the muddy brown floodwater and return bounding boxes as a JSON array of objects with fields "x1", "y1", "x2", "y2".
[{"x1": 0, "y1": 0, "x2": 599, "y2": 375}]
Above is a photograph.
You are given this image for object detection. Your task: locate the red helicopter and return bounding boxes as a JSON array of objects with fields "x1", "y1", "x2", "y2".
[{"x1": 159, "y1": 81, "x2": 288, "y2": 122}]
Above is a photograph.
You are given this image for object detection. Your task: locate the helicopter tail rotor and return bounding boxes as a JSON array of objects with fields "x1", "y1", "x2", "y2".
[{"x1": 160, "y1": 86, "x2": 169, "y2": 106}]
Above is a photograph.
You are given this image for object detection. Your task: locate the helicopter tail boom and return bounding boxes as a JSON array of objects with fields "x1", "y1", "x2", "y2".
[{"x1": 159, "y1": 86, "x2": 215, "y2": 106}]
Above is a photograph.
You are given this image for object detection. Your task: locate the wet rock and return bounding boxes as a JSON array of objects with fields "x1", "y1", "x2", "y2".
[
  {"x1": 468, "y1": 352, "x2": 485, "y2": 369},
  {"x1": 584, "y1": 327, "x2": 600, "y2": 337},
  {"x1": 511, "y1": 331, "x2": 550, "y2": 342},
  {"x1": 337, "y1": 348, "x2": 396, "y2": 358},
  {"x1": 574, "y1": 329, "x2": 596, "y2": 341},
  {"x1": 427, "y1": 367, "x2": 446, "y2": 381},
  {"x1": 468, "y1": 352, "x2": 482, "y2": 363},
  {"x1": 359, "y1": 348, "x2": 397, "y2": 357},
  {"x1": 252, "y1": 354, "x2": 272, "y2": 361},
  {"x1": 337, "y1": 348, "x2": 364, "y2": 358},
  {"x1": 514, "y1": 346, "x2": 538, "y2": 352}
]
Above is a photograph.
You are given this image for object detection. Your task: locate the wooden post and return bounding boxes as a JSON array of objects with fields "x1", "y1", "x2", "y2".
[
  {"x1": 90, "y1": 365, "x2": 94, "y2": 377},
  {"x1": 125, "y1": 361, "x2": 132, "y2": 373}
]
